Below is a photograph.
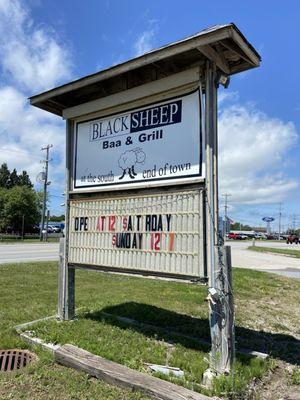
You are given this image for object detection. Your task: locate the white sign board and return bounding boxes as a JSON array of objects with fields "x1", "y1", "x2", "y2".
[
  {"x1": 68, "y1": 189, "x2": 205, "y2": 279},
  {"x1": 73, "y1": 90, "x2": 202, "y2": 191}
]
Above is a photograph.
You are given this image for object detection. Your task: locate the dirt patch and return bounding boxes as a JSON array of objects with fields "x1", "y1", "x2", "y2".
[{"x1": 250, "y1": 362, "x2": 300, "y2": 400}]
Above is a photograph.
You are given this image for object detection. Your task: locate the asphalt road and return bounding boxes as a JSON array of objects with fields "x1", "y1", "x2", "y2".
[
  {"x1": 0, "y1": 240, "x2": 299, "y2": 279},
  {"x1": 0, "y1": 242, "x2": 59, "y2": 264}
]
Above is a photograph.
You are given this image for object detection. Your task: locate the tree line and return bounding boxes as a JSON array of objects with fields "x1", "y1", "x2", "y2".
[{"x1": 0, "y1": 163, "x2": 41, "y2": 235}]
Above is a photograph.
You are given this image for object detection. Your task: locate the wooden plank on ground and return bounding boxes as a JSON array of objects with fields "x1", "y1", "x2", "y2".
[{"x1": 55, "y1": 344, "x2": 217, "y2": 400}]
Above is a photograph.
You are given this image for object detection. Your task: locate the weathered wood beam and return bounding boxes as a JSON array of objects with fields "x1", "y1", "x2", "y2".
[
  {"x1": 230, "y1": 61, "x2": 253, "y2": 75},
  {"x1": 55, "y1": 344, "x2": 216, "y2": 400},
  {"x1": 231, "y1": 30, "x2": 260, "y2": 66},
  {"x1": 151, "y1": 62, "x2": 168, "y2": 77},
  {"x1": 215, "y1": 43, "x2": 231, "y2": 70},
  {"x1": 63, "y1": 68, "x2": 200, "y2": 119},
  {"x1": 42, "y1": 100, "x2": 63, "y2": 116},
  {"x1": 221, "y1": 39, "x2": 256, "y2": 66},
  {"x1": 197, "y1": 45, "x2": 230, "y2": 74},
  {"x1": 47, "y1": 98, "x2": 65, "y2": 108}
]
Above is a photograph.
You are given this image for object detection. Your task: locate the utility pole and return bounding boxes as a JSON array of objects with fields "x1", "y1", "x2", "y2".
[
  {"x1": 278, "y1": 203, "x2": 282, "y2": 240},
  {"x1": 40, "y1": 144, "x2": 53, "y2": 241},
  {"x1": 21, "y1": 214, "x2": 25, "y2": 240},
  {"x1": 45, "y1": 209, "x2": 50, "y2": 242},
  {"x1": 292, "y1": 214, "x2": 296, "y2": 233},
  {"x1": 222, "y1": 193, "x2": 231, "y2": 235}
]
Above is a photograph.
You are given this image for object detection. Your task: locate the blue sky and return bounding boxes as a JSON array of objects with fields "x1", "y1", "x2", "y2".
[{"x1": 0, "y1": 0, "x2": 299, "y2": 231}]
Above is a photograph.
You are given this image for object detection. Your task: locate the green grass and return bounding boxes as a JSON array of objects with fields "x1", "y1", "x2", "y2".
[
  {"x1": 0, "y1": 262, "x2": 299, "y2": 399},
  {"x1": 292, "y1": 368, "x2": 300, "y2": 385},
  {"x1": 0, "y1": 236, "x2": 60, "y2": 243},
  {"x1": 0, "y1": 262, "x2": 151, "y2": 400},
  {"x1": 248, "y1": 245, "x2": 300, "y2": 258}
]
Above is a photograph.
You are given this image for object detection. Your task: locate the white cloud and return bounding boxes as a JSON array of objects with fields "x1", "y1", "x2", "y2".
[
  {"x1": 0, "y1": 0, "x2": 71, "y2": 212},
  {"x1": 134, "y1": 29, "x2": 155, "y2": 56},
  {"x1": 0, "y1": 0, "x2": 26, "y2": 26},
  {"x1": 219, "y1": 102, "x2": 298, "y2": 205},
  {"x1": 218, "y1": 90, "x2": 239, "y2": 105},
  {"x1": 0, "y1": 0, "x2": 298, "y2": 218},
  {"x1": 0, "y1": 85, "x2": 65, "y2": 186},
  {"x1": 0, "y1": 0, "x2": 71, "y2": 93}
]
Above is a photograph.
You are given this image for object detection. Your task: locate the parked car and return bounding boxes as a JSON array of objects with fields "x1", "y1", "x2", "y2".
[
  {"x1": 244, "y1": 233, "x2": 255, "y2": 239},
  {"x1": 52, "y1": 225, "x2": 62, "y2": 233},
  {"x1": 254, "y1": 233, "x2": 267, "y2": 240},
  {"x1": 266, "y1": 234, "x2": 276, "y2": 240},
  {"x1": 277, "y1": 235, "x2": 287, "y2": 240},
  {"x1": 286, "y1": 234, "x2": 299, "y2": 244},
  {"x1": 27, "y1": 225, "x2": 40, "y2": 234},
  {"x1": 228, "y1": 233, "x2": 246, "y2": 240}
]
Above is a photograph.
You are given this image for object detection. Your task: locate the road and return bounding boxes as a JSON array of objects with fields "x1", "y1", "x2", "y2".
[
  {"x1": 228, "y1": 240, "x2": 300, "y2": 279},
  {"x1": 0, "y1": 242, "x2": 59, "y2": 264},
  {"x1": 0, "y1": 240, "x2": 299, "y2": 279}
]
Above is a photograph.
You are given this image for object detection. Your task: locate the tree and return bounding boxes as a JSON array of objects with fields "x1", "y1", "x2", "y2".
[
  {"x1": 0, "y1": 163, "x2": 10, "y2": 188},
  {"x1": 1, "y1": 186, "x2": 41, "y2": 235},
  {"x1": 230, "y1": 222, "x2": 253, "y2": 231},
  {"x1": 0, "y1": 163, "x2": 33, "y2": 189},
  {"x1": 0, "y1": 188, "x2": 6, "y2": 232},
  {"x1": 9, "y1": 168, "x2": 19, "y2": 188},
  {"x1": 50, "y1": 214, "x2": 65, "y2": 222},
  {"x1": 18, "y1": 170, "x2": 33, "y2": 188},
  {"x1": 0, "y1": 164, "x2": 39, "y2": 235}
]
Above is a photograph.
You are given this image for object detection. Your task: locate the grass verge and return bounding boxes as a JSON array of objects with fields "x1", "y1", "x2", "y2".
[
  {"x1": 292, "y1": 368, "x2": 300, "y2": 385},
  {"x1": 0, "y1": 236, "x2": 60, "y2": 243},
  {"x1": 248, "y1": 245, "x2": 300, "y2": 258},
  {"x1": 1, "y1": 262, "x2": 299, "y2": 398}
]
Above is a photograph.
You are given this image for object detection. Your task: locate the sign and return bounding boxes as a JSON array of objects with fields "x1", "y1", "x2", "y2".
[
  {"x1": 73, "y1": 90, "x2": 202, "y2": 191},
  {"x1": 68, "y1": 189, "x2": 205, "y2": 278},
  {"x1": 262, "y1": 217, "x2": 275, "y2": 222}
]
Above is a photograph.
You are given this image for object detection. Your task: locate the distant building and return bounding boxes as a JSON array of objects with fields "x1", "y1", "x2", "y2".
[{"x1": 252, "y1": 227, "x2": 267, "y2": 233}]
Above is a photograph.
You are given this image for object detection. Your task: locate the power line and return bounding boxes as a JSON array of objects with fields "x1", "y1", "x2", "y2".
[
  {"x1": 292, "y1": 214, "x2": 296, "y2": 232},
  {"x1": 222, "y1": 193, "x2": 231, "y2": 218},
  {"x1": 278, "y1": 203, "x2": 282, "y2": 240}
]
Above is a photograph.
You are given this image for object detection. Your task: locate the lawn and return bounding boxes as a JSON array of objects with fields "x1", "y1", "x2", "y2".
[
  {"x1": 0, "y1": 236, "x2": 60, "y2": 243},
  {"x1": 0, "y1": 262, "x2": 299, "y2": 399},
  {"x1": 248, "y1": 245, "x2": 300, "y2": 258}
]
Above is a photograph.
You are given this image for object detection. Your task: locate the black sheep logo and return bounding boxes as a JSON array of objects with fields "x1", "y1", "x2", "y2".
[{"x1": 118, "y1": 148, "x2": 146, "y2": 180}]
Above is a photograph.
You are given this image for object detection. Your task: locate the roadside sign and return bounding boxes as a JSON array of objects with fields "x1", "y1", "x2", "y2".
[
  {"x1": 74, "y1": 90, "x2": 202, "y2": 191},
  {"x1": 30, "y1": 23, "x2": 261, "y2": 376},
  {"x1": 262, "y1": 217, "x2": 275, "y2": 222},
  {"x1": 68, "y1": 189, "x2": 205, "y2": 278}
]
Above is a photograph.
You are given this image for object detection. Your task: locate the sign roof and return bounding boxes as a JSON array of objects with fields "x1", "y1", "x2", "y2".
[{"x1": 29, "y1": 23, "x2": 261, "y2": 117}]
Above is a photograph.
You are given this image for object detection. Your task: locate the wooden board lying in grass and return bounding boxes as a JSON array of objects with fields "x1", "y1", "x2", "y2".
[{"x1": 55, "y1": 344, "x2": 215, "y2": 400}]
